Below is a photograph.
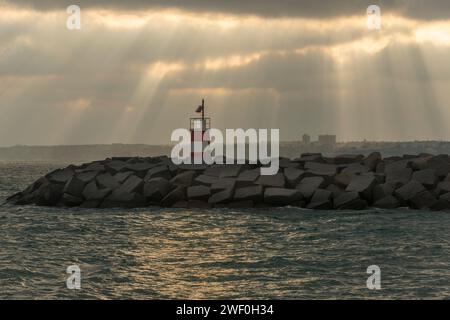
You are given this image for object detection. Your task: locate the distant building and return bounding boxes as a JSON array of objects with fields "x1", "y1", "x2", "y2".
[
  {"x1": 318, "y1": 135, "x2": 336, "y2": 146},
  {"x1": 302, "y1": 134, "x2": 311, "y2": 145}
]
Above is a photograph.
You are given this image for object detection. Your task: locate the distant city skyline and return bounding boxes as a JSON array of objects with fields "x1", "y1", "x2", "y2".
[{"x1": 2, "y1": 1, "x2": 450, "y2": 146}]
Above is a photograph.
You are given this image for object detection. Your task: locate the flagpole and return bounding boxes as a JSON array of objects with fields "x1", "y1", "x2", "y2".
[{"x1": 201, "y1": 98, "x2": 205, "y2": 130}]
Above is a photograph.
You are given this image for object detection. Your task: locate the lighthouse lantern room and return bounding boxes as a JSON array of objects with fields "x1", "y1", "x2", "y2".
[{"x1": 190, "y1": 99, "x2": 210, "y2": 163}]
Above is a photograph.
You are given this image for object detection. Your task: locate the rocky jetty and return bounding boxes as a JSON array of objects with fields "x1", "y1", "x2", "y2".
[{"x1": 6, "y1": 153, "x2": 450, "y2": 211}]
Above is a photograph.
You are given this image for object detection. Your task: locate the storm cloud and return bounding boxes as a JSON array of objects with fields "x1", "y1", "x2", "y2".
[
  {"x1": 6, "y1": 0, "x2": 450, "y2": 20},
  {"x1": 1, "y1": 1, "x2": 450, "y2": 146}
]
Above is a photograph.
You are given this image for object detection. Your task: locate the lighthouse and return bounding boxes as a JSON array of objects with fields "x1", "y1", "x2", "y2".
[{"x1": 190, "y1": 99, "x2": 210, "y2": 163}]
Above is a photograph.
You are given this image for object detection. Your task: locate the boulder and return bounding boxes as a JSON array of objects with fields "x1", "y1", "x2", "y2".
[
  {"x1": 386, "y1": 167, "x2": 412, "y2": 186},
  {"x1": 375, "y1": 162, "x2": 385, "y2": 174},
  {"x1": 264, "y1": 188, "x2": 303, "y2": 206},
  {"x1": 102, "y1": 192, "x2": 146, "y2": 208},
  {"x1": 77, "y1": 171, "x2": 99, "y2": 184},
  {"x1": 96, "y1": 172, "x2": 120, "y2": 190},
  {"x1": 334, "y1": 154, "x2": 364, "y2": 165},
  {"x1": 435, "y1": 181, "x2": 450, "y2": 196},
  {"x1": 64, "y1": 176, "x2": 88, "y2": 197},
  {"x1": 411, "y1": 156, "x2": 432, "y2": 171},
  {"x1": 36, "y1": 182, "x2": 63, "y2": 206},
  {"x1": 307, "y1": 189, "x2": 333, "y2": 210},
  {"x1": 187, "y1": 185, "x2": 211, "y2": 201},
  {"x1": 429, "y1": 199, "x2": 450, "y2": 211},
  {"x1": 178, "y1": 164, "x2": 208, "y2": 172},
  {"x1": 47, "y1": 168, "x2": 74, "y2": 184},
  {"x1": 161, "y1": 186, "x2": 186, "y2": 207},
  {"x1": 346, "y1": 175, "x2": 377, "y2": 202},
  {"x1": 236, "y1": 169, "x2": 260, "y2": 187},
  {"x1": 334, "y1": 192, "x2": 368, "y2": 210},
  {"x1": 296, "y1": 177, "x2": 327, "y2": 198},
  {"x1": 114, "y1": 171, "x2": 133, "y2": 184},
  {"x1": 160, "y1": 159, "x2": 179, "y2": 175},
  {"x1": 172, "y1": 200, "x2": 189, "y2": 208},
  {"x1": 5, "y1": 192, "x2": 22, "y2": 205},
  {"x1": 123, "y1": 162, "x2": 155, "y2": 178},
  {"x1": 80, "y1": 162, "x2": 105, "y2": 173},
  {"x1": 104, "y1": 175, "x2": 144, "y2": 206},
  {"x1": 284, "y1": 168, "x2": 306, "y2": 188},
  {"x1": 334, "y1": 173, "x2": 352, "y2": 188},
  {"x1": 194, "y1": 174, "x2": 219, "y2": 186},
  {"x1": 394, "y1": 181, "x2": 426, "y2": 202},
  {"x1": 208, "y1": 188, "x2": 234, "y2": 205},
  {"x1": 422, "y1": 155, "x2": 450, "y2": 178},
  {"x1": 279, "y1": 158, "x2": 301, "y2": 169},
  {"x1": 117, "y1": 175, "x2": 144, "y2": 194},
  {"x1": 143, "y1": 177, "x2": 170, "y2": 201},
  {"x1": 110, "y1": 157, "x2": 132, "y2": 162},
  {"x1": 363, "y1": 152, "x2": 382, "y2": 171},
  {"x1": 145, "y1": 165, "x2": 171, "y2": 180},
  {"x1": 373, "y1": 173, "x2": 386, "y2": 184},
  {"x1": 22, "y1": 177, "x2": 48, "y2": 197},
  {"x1": 311, "y1": 189, "x2": 332, "y2": 201},
  {"x1": 409, "y1": 191, "x2": 437, "y2": 210},
  {"x1": 385, "y1": 159, "x2": 409, "y2": 169},
  {"x1": 372, "y1": 183, "x2": 395, "y2": 203},
  {"x1": 412, "y1": 169, "x2": 438, "y2": 189},
  {"x1": 82, "y1": 181, "x2": 111, "y2": 201},
  {"x1": 255, "y1": 173, "x2": 286, "y2": 188},
  {"x1": 188, "y1": 200, "x2": 211, "y2": 209},
  {"x1": 218, "y1": 164, "x2": 244, "y2": 178},
  {"x1": 105, "y1": 160, "x2": 128, "y2": 173},
  {"x1": 234, "y1": 185, "x2": 264, "y2": 202},
  {"x1": 298, "y1": 153, "x2": 323, "y2": 163},
  {"x1": 341, "y1": 163, "x2": 369, "y2": 175},
  {"x1": 204, "y1": 165, "x2": 223, "y2": 177},
  {"x1": 11, "y1": 191, "x2": 37, "y2": 205},
  {"x1": 326, "y1": 184, "x2": 344, "y2": 198},
  {"x1": 373, "y1": 195, "x2": 400, "y2": 209},
  {"x1": 304, "y1": 162, "x2": 337, "y2": 177},
  {"x1": 440, "y1": 192, "x2": 450, "y2": 202},
  {"x1": 62, "y1": 193, "x2": 84, "y2": 207},
  {"x1": 307, "y1": 201, "x2": 333, "y2": 210},
  {"x1": 211, "y1": 178, "x2": 236, "y2": 193},
  {"x1": 170, "y1": 171, "x2": 196, "y2": 187},
  {"x1": 152, "y1": 155, "x2": 171, "y2": 164}
]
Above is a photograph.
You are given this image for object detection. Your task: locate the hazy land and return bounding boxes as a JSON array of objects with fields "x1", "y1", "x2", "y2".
[{"x1": 2, "y1": 141, "x2": 450, "y2": 162}]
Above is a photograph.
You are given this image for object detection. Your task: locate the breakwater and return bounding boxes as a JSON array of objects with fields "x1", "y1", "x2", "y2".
[{"x1": 6, "y1": 153, "x2": 450, "y2": 211}]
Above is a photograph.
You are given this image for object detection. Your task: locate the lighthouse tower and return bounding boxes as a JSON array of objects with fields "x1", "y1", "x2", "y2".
[{"x1": 190, "y1": 99, "x2": 210, "y2": 163}]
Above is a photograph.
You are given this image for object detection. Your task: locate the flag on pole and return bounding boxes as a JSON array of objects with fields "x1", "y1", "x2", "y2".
[{"x1": 195, "y1": 104, "x2": 203, "y2": 113}]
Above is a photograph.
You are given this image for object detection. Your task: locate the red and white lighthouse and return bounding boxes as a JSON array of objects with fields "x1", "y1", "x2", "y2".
[{"x1": 190, "y1": 99, "x2": 210, "y2": 163}]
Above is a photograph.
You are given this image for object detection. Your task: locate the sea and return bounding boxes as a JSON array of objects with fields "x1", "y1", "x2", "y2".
[{"x1": 0, "y1": 161, "x2": 449, "y2": 299}]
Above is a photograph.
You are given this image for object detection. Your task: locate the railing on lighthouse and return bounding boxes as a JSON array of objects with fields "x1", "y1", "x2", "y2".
[{"x1": 190, "y1": 99, "x2": 211, "y2": 163}]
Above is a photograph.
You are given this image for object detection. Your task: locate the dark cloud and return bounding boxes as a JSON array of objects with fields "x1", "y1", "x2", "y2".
[
  {"x1": 3, "y1": 0, "x2": 386, "y2": 17},
  {"x1": 5, "y1": 0, "x2": 450, "y2": 20},
  {"x1": 2, "y1": 0, "x2": 450, "y2": 145},
  {"x1": 0, "y1": 12, "x2": 375, "y2": 77}
]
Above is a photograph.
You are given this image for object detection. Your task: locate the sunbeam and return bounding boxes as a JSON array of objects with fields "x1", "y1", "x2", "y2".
[{"x1": 2, "y1": 2, "x2": 450, "y2": 145}]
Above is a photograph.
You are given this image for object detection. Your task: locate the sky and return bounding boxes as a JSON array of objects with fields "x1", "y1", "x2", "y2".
[{"x1": 1, "y1": 0, "x2": 450, "y2": 146}]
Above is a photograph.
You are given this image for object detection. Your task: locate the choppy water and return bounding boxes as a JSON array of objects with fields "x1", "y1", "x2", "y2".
[{"x1": 1, "y1": 161, "x2": 450, "y2": 299}]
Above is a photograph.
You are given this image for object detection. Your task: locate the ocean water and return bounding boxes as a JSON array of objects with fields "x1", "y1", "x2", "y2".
[{"x1": 0, "y1": 161, "x2": 450, "y2": 300}]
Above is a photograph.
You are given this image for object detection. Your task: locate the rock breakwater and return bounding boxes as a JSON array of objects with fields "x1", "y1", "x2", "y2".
[{"x1": 6, "y1": 153, "x2": 450, "y2": 211}]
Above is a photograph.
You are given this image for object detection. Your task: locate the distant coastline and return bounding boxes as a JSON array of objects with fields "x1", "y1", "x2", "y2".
[{"x1": 2, "y1": 141, "x2": 450, "y2": 161}]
